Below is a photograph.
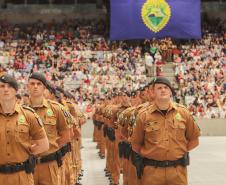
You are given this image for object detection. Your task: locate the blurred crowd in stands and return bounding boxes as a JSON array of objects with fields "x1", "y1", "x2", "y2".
[
  {"x1": 174, "y1": 18, "x2": 226, "y2": 118},
  {"x1": 0, "y1": 17, "x2": 225, "y2": 118}
]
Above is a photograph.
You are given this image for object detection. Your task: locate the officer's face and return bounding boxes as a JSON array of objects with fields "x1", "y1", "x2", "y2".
[
  {"x1": 140, "y1": 90, "x2": 146, "y2": 100},
  {"x1": 153, "y1": 84, "x2": 172, "y2": 102},
  {"x1": 27, "y1": 79, "x2": 46, "y2": 98},
  {"x1": 121, "y1": 95, "x2": 130, "y2": 105},
  {"x1": 0, "y1": 82, "x2": 17, "y2": 101}
]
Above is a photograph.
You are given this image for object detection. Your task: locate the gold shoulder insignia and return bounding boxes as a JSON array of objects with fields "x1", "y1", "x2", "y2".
[
  {"x1": 22, "y1": 105, "x2": 36, "y2": 113},
  {"x1": 66, "y1": 101, "x2": 73, "y2": 105},
  {"x1": 137, "y1": 107, "x2": 147, "y2": 115},
  {"x1": 175, "y1": 103, "x2": 187, "y2": 109},
  {"x1": 48, "y1": 99, "x2": 59, "y2": 105},
  {"x1": 22, "y1": 105, "x2": 43, "y2": 127},
  {"x1": 60, "y1": 106, "x2": 71, "y2": 118},
  {"x1": 49, "y1": 100, "x2": 69, "y2": 116}
]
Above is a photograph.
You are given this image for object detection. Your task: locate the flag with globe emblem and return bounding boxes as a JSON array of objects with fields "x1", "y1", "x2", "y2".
[{"x1": 110, "y1": 0, "x2": 201, "y2": 40}]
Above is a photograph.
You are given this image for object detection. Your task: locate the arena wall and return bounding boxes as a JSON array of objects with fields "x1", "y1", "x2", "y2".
[
  {"x1": 197, "y1": 119, "x2": 226, "y2": 136},
  {"x1": 202, "y1": 2, "x2": 226, "y2": 21},
  {"x1": 0, "y1": 4, "x2": 106, "y2": 23}
]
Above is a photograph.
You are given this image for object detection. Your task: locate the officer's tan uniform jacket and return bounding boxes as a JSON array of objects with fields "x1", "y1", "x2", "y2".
[
  {"x1": 61, "y1": 99, "x2": 81, "y2": 138},
  {"x1": 0, "y1": 103, "x2": 46, "y2": 165},
  {"x1": 131, "y1": 102, "x2": 200, "y2": 161},
  {"x1": 28, "y1": 98, "x2": 70, "y2": 157},
  {"x1": 117, "y1": 101, "x2": 151, "y2": 140},
  {"x1": 107, "y1": 104, "x2": 122, "y2": 129},
  {"x1": 73, "y1": 103, "x2": 86, "y2": 125},
  {"x1": 117, "y1": 107, "x2": 134, "y2": 140},
  {"x1": 100, "y1": 101, "x2": 110, "y2": 125},
  {"x1": 94, "y1": 103, "x2": 102, "y2": 123}
]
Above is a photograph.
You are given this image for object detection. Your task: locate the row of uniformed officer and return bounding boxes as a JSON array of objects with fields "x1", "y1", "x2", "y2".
[
  {"x1": 93, "y1": 76, "x2": 200, "y2": 185},
  {"x1": 0, "y1": 73, "x2": 86, "y2": 185}
]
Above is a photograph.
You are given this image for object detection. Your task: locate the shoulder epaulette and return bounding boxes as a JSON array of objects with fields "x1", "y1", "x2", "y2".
[
  {"x1": 136, "y1": 107, "x2": 146, "y2": 116},
  {"x1": 22, "y1": 105, "x2": 36, "y2": 113},
  {"x1": 175, "y1": 103, "x2": 189, "y2": 110},
  {"x1": 48, "y1": 100, "x2": 68, "y2": 110},
  {"x1": 48, "y1": 99, "x2": 61, "y2": 106},
  {"x1": 66, "y1": 101, "x2": 73, "y2": 105},
  {"x1": 137, "y1": 103, "x2": 154, "y2": 115},
  {"x1": 136, "y1": 102, "x2": 149, "y2": 110},
  {"x1": 21, "y1": 105, "x2": 43, "y2": 127},
  {"x1": 136, "y1": 103, "x2": 145, "y2": 109},
  {"x1": 47, "y1": 99, "x2": 70, "y2": 117}
]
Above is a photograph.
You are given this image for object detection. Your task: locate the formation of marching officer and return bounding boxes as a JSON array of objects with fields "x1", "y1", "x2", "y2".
[
  {"x1": 0, "y1": 72, "x2": 200, "y2": 185},
  {"x1": 93, "y1": 76, "x2": 200, "y2": 185}
]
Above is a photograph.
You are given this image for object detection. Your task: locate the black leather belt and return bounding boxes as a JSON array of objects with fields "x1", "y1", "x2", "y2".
[
  {"x1": 36, "y1": 143, "x2": 72, "y2": 167},
  {"x1": 143, "y1": 153, "x2": 190, "y2": 168},
  {"x1": 36, "y1": 150, "x2": 62, "y2": 165},
  {"x1": 0, "y1": 163, "x2": 25, "y2": 173},
  {"x1": 0, "y1": 155, "x2": 36, "y2": 174}
]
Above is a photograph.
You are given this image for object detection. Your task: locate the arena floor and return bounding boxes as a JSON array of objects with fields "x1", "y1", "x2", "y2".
[{"x1": 81, "y1": 120, "x2": 226, "y2": 185}]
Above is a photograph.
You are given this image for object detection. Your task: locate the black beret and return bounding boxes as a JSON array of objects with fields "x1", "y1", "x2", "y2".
[
  {"x1": 23, "y1": 93, "x2": 29, "y2": 97},
  {"x1": 153, "y1": 76, "x2": 174, "y2": 94},
  {"x1": 147, "y1": 79, "x2": 154, "y2": 87},
  {"x1": 131, "y1": 91, "x2": 137, "y2": 97},
  {"x1": 0, "y1": 74, "x2": 19, "y2": 91},
  {"x1": 125, "y1": 91, "x2": 131, "y2": 97},
  {"x1": 29, "y1": 72, "x2": 47, "y2": 86},
  {"x1": 16, "y1": 94, "x2": 22, "y2": 99},
  {"x1": 45, "y1": 81, "x2": 56, "y2": 94},
  {"x1": 139, "y1": 86, "x2": 145, "y2": 92},
  {"x1": 56, "y1": 86, "x2": 64, "y2": 94},
  {"x1": 112, "y1": 93, "x2": 118, "y2": 98},
  {"x1": 144, "y1": 84, "x2": 150, "y2": 89},
  {"x1": 64, "y1": 91, "x2": 73, "y2": 99},
  {"x1": 118, "y1": 92, "x2": 125, "y2": 96},
  {"x1": 55, "y1": 90, "x2": 62, "y2": 99}
]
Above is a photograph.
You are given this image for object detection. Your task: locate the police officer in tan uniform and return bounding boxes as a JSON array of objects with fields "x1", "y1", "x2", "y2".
[
  {"x1": 117, "y1": 83, "x2": 154, "y2": 185},
  {"x1": 61, "y1": 90, "x2": 83, "y2": 185},
  {"x1": 104, "y1": 93, "x2": 130, "y2": 185},
  {"x1": 92, "y1": 100, "x2": 100, "y2": 143},
  {"x1": 98, "y1": 99, "x2": 108, "y2": 160},
  {"x1": 125, "y1": 87, "x2": 153, "y2": 185},
  {"x1": 131, "y1": 77, "x2": 200, "y2": 185},
  {"x1": 26, "y1": 72, "x2": 72, "y2": 185},
  {"x1": 0, "y1": 74, "x2": 49, "y2": 185}
]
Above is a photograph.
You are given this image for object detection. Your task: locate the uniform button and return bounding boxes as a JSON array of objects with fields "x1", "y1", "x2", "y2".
[
  {"x1": 6, "y1": 120, "x2": 10, "y2": 122},
  {"x1": 7, "y1": 142, "x2": 10, "y2": 144},
  {"x1": 7, "y1": 153, "x2": 10, "y2": 156},
  {"x1": 6, "y1": 130, "x2": 10, "y2": 133}
]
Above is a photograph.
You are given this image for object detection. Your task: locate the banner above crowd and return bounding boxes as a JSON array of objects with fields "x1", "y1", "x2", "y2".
[{"x1": 110, "y1": 0, "x2": 201, "y2": 40}]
